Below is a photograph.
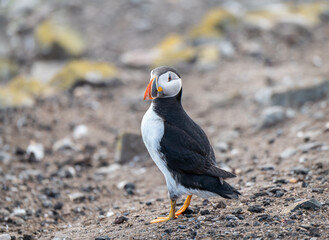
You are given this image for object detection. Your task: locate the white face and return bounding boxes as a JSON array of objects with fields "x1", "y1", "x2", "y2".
[{"x1": 153, "y1": 71, "x2": 182, "y2": 98}]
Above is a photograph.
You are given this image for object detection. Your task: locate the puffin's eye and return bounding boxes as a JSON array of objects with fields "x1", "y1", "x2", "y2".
[{"x1": 168, "y1": 74, "x2": 172, "y2": 82}]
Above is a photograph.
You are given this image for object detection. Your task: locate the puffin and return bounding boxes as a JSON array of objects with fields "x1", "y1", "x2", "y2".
[{"x1": 141, "y1": 66, "x2": 240, "y2": 223}]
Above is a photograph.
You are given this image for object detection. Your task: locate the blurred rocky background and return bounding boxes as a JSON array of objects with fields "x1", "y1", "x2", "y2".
[{"x1": 0, "y1": 0, "x2": 329, "y2": 239}]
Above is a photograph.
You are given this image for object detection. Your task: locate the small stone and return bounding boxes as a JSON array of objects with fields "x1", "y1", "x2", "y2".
[
  {"x1": 178, "y1": 225, "x2": 186, "y2": 229},
  {"x1": 202, "y1": 199, "x2": 209, "y2": 206},
  {"x1": 23, "y1": 234, "x2": 33, "y2": 240},
  {"x1": 26, "y1": 141, "x2": 44, "y2": 161},
  {"x1": 0, "y1": 151, "x2": 11, "y2": 164},
  {"x1": 58, "y1": 166, "x2": 76, "y2": 178},
  {"x1": 215, "y1": 141, "x2": 229, "y2": 152},
  {"x1": 52, "y1": 237, "x2": 72, "y2": 240},
  {"x1": 124, "y1": 183, "x2": 135, "y2": 195},
  {"x1": 113, "y1": 216, "x2": 128, "y2": 224},
  {"x1": 164, "y1": 228, "x2": 172, "y2": 234},
  {"x1": 145, "y1": 201, "x2": 152, "y2": 206},
  {"x1": 95, "y1": 164, "x2": 121, "y2": 175},
  {"x1": 200, "y1": 209, "x2": 210, "y2": 215},
  {"x1": 42, "y1": 199, "x2": 53, "y2": 208},
  {"x1": 311, "y1": 188, "x2": 324, "y2": 193},
  {"x1": 54, "y1": 202, "x2": 63, "y2": 210},
  {"x1": 214, "y1": 200, "x2": 226, "y2": 209},
  {"x1": 95, "y1": 237, "x2": 110, "y2": 240},
  {"x1": 12, "y1": 208, "x2": 26, "y2": 216},
  {"x1": 197, "y1": 216, "x2": 206, "y2": 221},
  {"x1": 280, "y1": 147, "x2": 297, "y2": 159},
  {"x1": 53, "y1": 138, "x2": 77, "y2": 152},
  {"x1": 247, "y1": 205, "x2": 265, "y2": 213},
  {"x1": 43, "y1": 188, "x2": 60, "y2": 198},
  {"x1": 258, "y1": 106, "x2": 287, "y2": 128},
  {"x1": 232, "y1": 208, "x2": 243, "y2": 215},
  {"x1": 290, "y1": 166, "x2": 310, "y2": 175},
  {"x1": 225, "y1": 214, "x2": 238, "y2": 221},
  {"x1": 260, "y1": 165, "x2": 275, "y2": 171},
  {"x1": 73, "y1": 124, "x2": 88, "y2": 140},
  {"x1": 68, "y1": 192, "x2": 85, "y2": 202},
  {"x1": 282, "y1": 199, "x2": 322, "y2": 214},
  {"x1": 0, "y1": 234, "x2": 11, "y2": 240},
  {"x1": 275, "y1": 191, "x2": 284, "y2": 197},
  {"x1": 298, "y1": 142, "x2": 322, "y2": 153}
]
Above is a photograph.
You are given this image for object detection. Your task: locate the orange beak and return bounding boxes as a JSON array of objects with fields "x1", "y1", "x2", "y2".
[{"x1": 144, "y1": 77, "x2": 155, "y2": 100}]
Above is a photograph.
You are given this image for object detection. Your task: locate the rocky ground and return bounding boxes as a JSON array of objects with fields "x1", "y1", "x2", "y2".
[{"x1": 0, "y1": 0, "x2": 329, "y2": 239}]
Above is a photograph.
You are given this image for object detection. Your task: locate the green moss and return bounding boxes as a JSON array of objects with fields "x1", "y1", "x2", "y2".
[
  {"x1": 189, "y1": 8, "x2": 237, "y2": 39},
  {"x1": 0, "y1": 86, "x2": 34, "y2": 109},
  {"x1": 0, "y1": 59, "x2": 18, "y2": 82},
  {"x1": 152, "y1": 34, "x2": 196, "y2": 66},
  {"x1": 50, "y1": 60, "x2": 118, "y2": 90},
  {"x1": 35, "y1": 20, "x2": 85, "y2": 57}
]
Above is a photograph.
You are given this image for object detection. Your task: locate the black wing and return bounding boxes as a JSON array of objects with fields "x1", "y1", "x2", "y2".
[{"x1": 160, "y1": 120, "x2": 235, "y2": 179}]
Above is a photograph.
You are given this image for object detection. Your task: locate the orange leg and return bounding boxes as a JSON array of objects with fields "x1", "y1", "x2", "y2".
[
  {"x1": 150, "y1": 200, "x2": 177, "y2": 223},
  {"x1": 175, "y1": 195, "x2": 192, "y2": 216}
]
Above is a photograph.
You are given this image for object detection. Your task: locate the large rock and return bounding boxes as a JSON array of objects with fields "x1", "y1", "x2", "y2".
[
  {"x1": 50, "y1": 60, "x2": 120, "y2": 91},
  {"x1": 35, "y1": 20, "x2": 85, "y2": 59},
  {"x1": 152, "y1": 34, "x2": 196, "y2": 67},
  {"x1": 114, "y1": 132, "x2": 148, "y2": 164},
  {"x1": 255, "y1": 79, "x2": 329, "y2": 107}
]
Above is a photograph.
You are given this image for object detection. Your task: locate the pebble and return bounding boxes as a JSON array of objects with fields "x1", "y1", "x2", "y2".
[
  {"x1": 26, "y1": 142, "x2": 44, "y2": 161},
  {"x1": 247, "y1": 205, "x2": 265, "y2": 213},
  {"x1": 113, "y1": 216, "x2": 128, "y2": 224},
  {"x1": 225, "y1": 214, "x2": 238, "y2": 221},
  {"x1": 12, "y1": 208, "x2": 26, "y2": 216},
  {"x1": 258, "y1": 106, "x2": 287, "y2": 128},
  {"x1": 68, "y1": 192, "x2": 85, "y2": 202},
  {"x1": 298, "y1": 142, "x2": 322, "y2": 153},
  {"x1": 95, "y1": 236, "x2": 110, "y2": 240},
  {"x1": 23, "y1": 235, "x2": 33, "y2": 240},
  {"x1": 215, "y1": 141, "x2": 229, "y2": 152},
  {"x1": 280, "y1": 147, "x2": 296, "y2": 159},
  {"x1": 53, "y1": 138, "x2": 77, "y2": 152},
  {"x1": 214, "y1": 200, "x2": 226, "y2": 209},
  {"x1": 232, "y1": 208, "x2": 243, "y2": 215},
  {"x1": 282, "y1": 198, "x2": 322, "y2": 214},
  {"x1": 54, "y1": 202, "x2": 63, "y2": 210},
  {"x1": 124, "y1": 182, "x2": 135, "y2": 195},
  {"x1": 73, "y1": 124, "x2": 88, "y2": 139},
  {"x1": 53, "y1": 237, "x2": 72, "y2": 240},
  {"x1": 58, "y1": 166, "x2": 76, "y2": 178},
  {"x1": 311, "y1": 188, "x2": 324, "y2": 193},
  {"x1": 290, "y1": 166, "x2": 310, "y2": 175},
  {"x1": 178, "y1": 225, "x2": 186, "y2": 229},
  {"x1": 260, "y1": 165, "x2": 275, "y2": 171},
  {"x1": 0, "y1": 234, "x2": 11, "y2": 240},
  {"x1": 95, "y1": 164, "x2": 121, "y2": 175},
  {"x1": 43, "y1": 188, "x2": 60, "y2": 199},
  {"x1": 200, "y1": 209, "x2": 210, "y2": 215}
]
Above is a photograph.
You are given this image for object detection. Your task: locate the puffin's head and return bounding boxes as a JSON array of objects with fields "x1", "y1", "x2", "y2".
[{"x1": 144, "y1": 66, "x2": 182, "y2": 100}]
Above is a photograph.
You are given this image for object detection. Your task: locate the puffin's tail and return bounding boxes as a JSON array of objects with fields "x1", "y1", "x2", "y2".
[
  {"x1": 180, "y1": 174, "x2": 241, "y2": 199},
  {"x1": 216, "y1": 180, "x2": 241, "y2": 199}
]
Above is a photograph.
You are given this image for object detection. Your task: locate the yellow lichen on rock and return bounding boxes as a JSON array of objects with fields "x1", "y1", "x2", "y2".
[
  {"x1": 245, "y1": 2, "x2": 329, "y2": 29},
  {"x1": 287, "y1": 2, "x2": 329, "y2": 26},
  {"x1": 197, "y1": 45, "x2": 220, "y2": 64},
  {"x1": 8, "y1": 75, "x2": 54, "y2": 97},
  {"x1": 35, "y1": 20, "x2": 85, "y2": 58},
  {"x1": 0, "y1": 86, "x2": 35, "y2": 108},
  {"x1": 152, "y1": 34, "x2": 196, "y2": 66},
  {"x1": 0, "y1": 59, "x2": 18, "y2": 82},
  {"x1": 189, "y1": 8, "x2": 237, "y2": 39},
  {"x1": 50, "y1": 60, "x2": 118, "y2": 90}
]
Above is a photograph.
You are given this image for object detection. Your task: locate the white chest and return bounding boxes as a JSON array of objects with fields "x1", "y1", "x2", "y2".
[{"x1": 141, "y1": 104, "x2": 176, "y2": 190}]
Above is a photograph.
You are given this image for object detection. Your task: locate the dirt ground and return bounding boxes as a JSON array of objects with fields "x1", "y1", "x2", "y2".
[{"x1": 1, "y1": 1, "x2": 329, "y2": 239}]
